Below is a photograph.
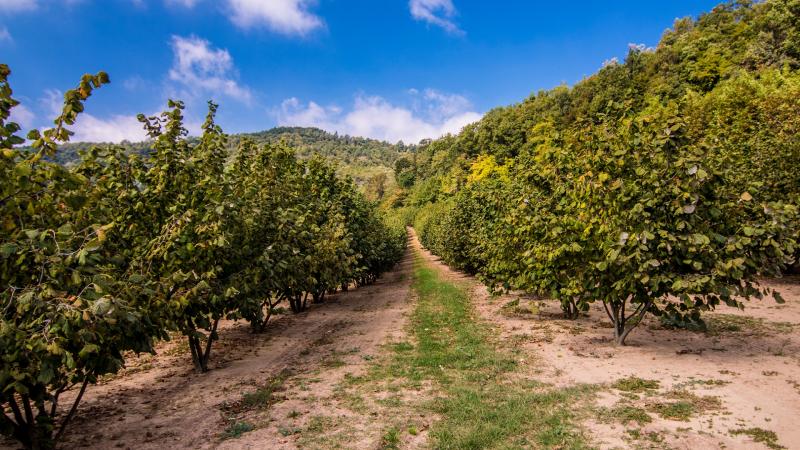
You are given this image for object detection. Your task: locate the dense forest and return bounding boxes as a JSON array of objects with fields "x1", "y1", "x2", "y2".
[{"x1": 395, "y1": 0, "x2": 800, "y2": 343}]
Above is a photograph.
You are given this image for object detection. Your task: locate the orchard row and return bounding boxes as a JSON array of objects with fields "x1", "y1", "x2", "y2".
[{"x1": 0, "y1": 67, "x2": 406, "y2": 449}]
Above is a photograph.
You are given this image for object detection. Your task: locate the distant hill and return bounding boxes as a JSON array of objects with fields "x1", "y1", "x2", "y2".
[
  {"x1": 235, "y1": 127, "x2": 413, "y2": 168},
  {"x1": 40, "y1": 127, "x2": 414, "y2": 188}
]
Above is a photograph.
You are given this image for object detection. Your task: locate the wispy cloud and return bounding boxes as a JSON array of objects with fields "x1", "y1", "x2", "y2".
[
  {"x1": 225, "y1": 0, "x2": 323, "y2": 36},
  {"x1": 409, "y1": 0, "x2": 462, "y2": 35},
  {"x1": 165, "y1": 0, "x2": 199, "y2": 7},
  {"x1": 0, "y1": 26, "x2": 10, "y2": 42},
  {"x1": 168, "y1": 35, "x2": 252, "y2": 104},
  {"x1": 276, "y1": 89, "x2": 481, "y2": 144},
  {"x1": 0, "y1": 0, "x2": 87, "y2": 12},
  {"x1": 0, "y1": 0, "x2": 38, "y2": 12}
]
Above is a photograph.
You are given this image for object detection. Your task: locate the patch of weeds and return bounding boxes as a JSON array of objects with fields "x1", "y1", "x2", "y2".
[
  {"x1": 647, "y1": 390, "x2": 721, "y2": 421},
  {"x1": 332, "y1": 386, "x2": 367, "y2": 412},
  {"x1": 221, "y1": 421, "x2": 254, "y2": 439},
  {"x1": 500, "y1": 298, "x2": 537, "y2": 317},
  {"x1": 287, "y1": 410, "x2": 301, "y2": 419},
  {"x1": 626, "y1": 428, "x2": 666, "y2": 445},
  {"x1": 626, "y1": 428, "x2": 642, "y2": 440},
  {"x1": 730, "y1": 427, "x2": 785, "y2": 449},
  {"x1": 305, "y1": 415, "x2": 330, "y2": 433},
  {"x1": 649, "y1": 401, "x2": 695, "y2": 421},
  {"x1": 674, "y1": 378, "x2": 730, "y2": 389},
  {"x1": 278, "y1": 426, "x2": 301, "y2": 437},
  {"x1": 377, "y1": 395, "x2": 403, "y2": 408},
  {"x1": 619, "y1": 391, "x2": 641, "y2": 401},
  {"x1": 705, "y1": 315, "x2": 794, "y2": 337},
  {"x1": 407, "y1": 425, "x2": 418, "y2": 435},
  {"x1": 219, "y1": 371, "x2": 289, "y2": 423},
  {"x1": 380, "y1": 427, "x2": 401, "y2": 449},
  {"x1": 240, "y1": 372, "x2": 288, "y2": 409},
  {"x1": 599, "y1": 404, "x2": 652, "y2": 425},
  {"x1": 566, "y1": 324, "x2": 586, "y2": 335},
  {"x1": 613, "y1": 376, "x2": 660, "y2": 392},
  {"x1": 322, "y1": 356, "x2": 346, "y2": 368},
  {"x1": 297, "y1": 415, "x2": 356, "y2": 448}
]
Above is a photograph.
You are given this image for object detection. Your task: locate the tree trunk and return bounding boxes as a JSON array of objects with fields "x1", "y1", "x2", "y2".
[
  {"x1": 53, "y1": 378, "x2": 89, "y2": 445},
  {"x1": 187, "y1": 317, "x2": 219, "y2": 373},
  {"x1": 603, "y1": 297, "x2": 652, "y2": 346},
  {"x1": 562, "y1": 298, "x2": 579, "y2": 319}
]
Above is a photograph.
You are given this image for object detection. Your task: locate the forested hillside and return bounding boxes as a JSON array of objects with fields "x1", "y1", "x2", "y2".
[
  {"x1": 397, "y1": 0, "x2": 800, "y2": 343},
  {"x1": 44, "y1": 127, "x2": 412, "y2": 200}
]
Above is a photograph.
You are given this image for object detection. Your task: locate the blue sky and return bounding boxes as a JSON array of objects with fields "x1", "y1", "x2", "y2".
[{"x1": 2, "y1": 0, "x2": 722, "y2": 144}]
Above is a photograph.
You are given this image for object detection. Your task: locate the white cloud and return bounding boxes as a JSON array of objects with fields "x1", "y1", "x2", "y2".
[
  {"x1": 36, "y1": 89, "x2": 144, "y2": 143},
  {"x1": 9, "y1": 103, "x2": 34, "y2": 128},
  {"x1": 0, "y1": 0, "x2": 37, "y2": 12},
  {"x1": 168, "y1": 35, "x2": 252, "y2": 104},
  {"x1": 276, "y1": 89, "x2": 481, "y2": 144},
  {"x1": 0, "y1": 26, "x2": 10, "y2": 42},
  {"x1": 71, "y1": 113, "x2": 148, "y2": 143},
  {"x1": 226, "y1": 0, "x2": 323, "y2": 35},
  {"x1": 409, "y1": 0, "x2": 462, "y2": 35}
]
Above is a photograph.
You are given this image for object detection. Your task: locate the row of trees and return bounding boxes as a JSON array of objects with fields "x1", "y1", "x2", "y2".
[
  {"x1": 0, "y1": 66, "x2": 405, "y2": 449},
  {"x1": 406, "y1": 0, "x2": 800, "y2": 345}
]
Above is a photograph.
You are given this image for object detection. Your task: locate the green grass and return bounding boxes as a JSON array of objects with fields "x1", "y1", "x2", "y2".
[{"x1": 376, "y1": 255, "x2": 595, "y2": 449}]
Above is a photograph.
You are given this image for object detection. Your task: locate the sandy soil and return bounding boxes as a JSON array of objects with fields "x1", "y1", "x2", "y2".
[
  {"x1": 0, "y1": 235, "x2": 414, "y2": 450},
  {"x1": 411, "y1": 229, "x2": 800, "y2": 450}
]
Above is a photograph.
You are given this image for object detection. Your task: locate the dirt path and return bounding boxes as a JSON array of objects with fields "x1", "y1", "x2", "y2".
[
  {"x1": 411, "y1": 229, "x2": 800, "y2": 450},
  {"x1": 30, "y1": 235, "x2": 415, "y2": 450}
]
